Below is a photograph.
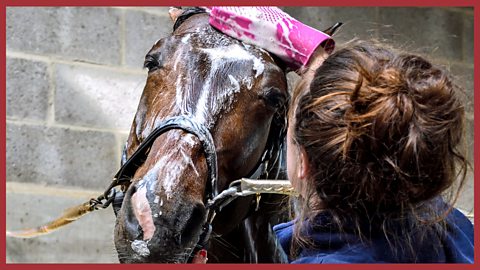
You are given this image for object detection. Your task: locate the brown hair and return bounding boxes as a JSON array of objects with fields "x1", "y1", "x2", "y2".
[{"x1": 289, "y1": 40, "x2": 468, "y2": 259}]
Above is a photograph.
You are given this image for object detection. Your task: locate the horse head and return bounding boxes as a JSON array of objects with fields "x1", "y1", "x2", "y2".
[{"x1": 114, "y1": 7, "x2": 288, "y2": 263}]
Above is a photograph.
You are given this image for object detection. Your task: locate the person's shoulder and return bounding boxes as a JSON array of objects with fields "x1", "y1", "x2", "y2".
[
  {"x1": 442, "y1": 207, "x2": 474, "y2": 263},
  {"x1": 447, "y1": 208, "x2": 473, "y2": 232},
  {"x1": 272, "y1": 220, "x2": 295, "y2": 247},
  {"x1": 273, "y1": 220, "x2": 295, "y2": 233},
  {"x1": 291, "y1": 250, "x2": 378, "y2": 264},
  {"x1": 272, "y1": 220, "x2": 296, "y2": 258}
]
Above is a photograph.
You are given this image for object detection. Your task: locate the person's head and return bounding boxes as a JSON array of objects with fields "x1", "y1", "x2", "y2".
[{"x1": 287, "y1": 40, "x2": 468, "y2": 254}]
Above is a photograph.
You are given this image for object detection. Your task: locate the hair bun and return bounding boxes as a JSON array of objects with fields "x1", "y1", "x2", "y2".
[{"x1": 344, "y1": 61, "x2": 412, "y2": 157}]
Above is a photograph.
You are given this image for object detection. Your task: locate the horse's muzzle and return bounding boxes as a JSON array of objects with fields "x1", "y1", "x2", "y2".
[{"x1": 115, "y1": 181, "x2": 208, "y2": 262}]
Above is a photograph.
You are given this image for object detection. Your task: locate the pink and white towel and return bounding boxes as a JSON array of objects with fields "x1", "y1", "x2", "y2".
[{"x1": 207, "y1": 6, "x2": 334, "y2": 69}]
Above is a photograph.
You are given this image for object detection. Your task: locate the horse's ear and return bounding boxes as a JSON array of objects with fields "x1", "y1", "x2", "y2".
[{"x1": 169, "y1": 7, "x2": 183, "y2": 23}]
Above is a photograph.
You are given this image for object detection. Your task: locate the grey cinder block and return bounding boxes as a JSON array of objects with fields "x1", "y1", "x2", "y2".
[
  {"x1": 6, "y1": 191, "x2": 117, "y2": 263},
  {"x1": 7, "y1": 122, "x2": 119, "y2": 190},
  {"x1": 463, "y1": 13, "x2": 473, "y2": 64},
  {"x1": 54, "y1": 63, "x2": 146, "y2": 130},
  {"x1": 283, "y1": 7, "x2": 379, "y2": 45},
  {"x1": 455, "y1": 170, "x2": 474, "y2": 216},
  {"x1": 7, "y1": 7, "x2": 121, "y2": 65},
  {"x1": 378, "y1": 7, "x2": 464, "y2": 61},
  {"x1": 450, "y1": 63, "x2": 474, "y2": 117},
  {"x1": 7, "y1": 58, "x2": 50, "y2": 121}
]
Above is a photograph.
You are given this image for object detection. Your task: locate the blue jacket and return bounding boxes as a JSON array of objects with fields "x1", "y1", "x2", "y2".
[{"x1": 273, "y1": 206, "x2": 473, "y2": 263}]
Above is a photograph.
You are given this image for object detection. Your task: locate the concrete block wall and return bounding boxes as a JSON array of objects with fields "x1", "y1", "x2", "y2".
[
  {"x1": 6, "y1": 7, "x2": 474, "y2": 263},
  {"x1": 6, "y1": 7, "x2": 173, "y2": 263}
]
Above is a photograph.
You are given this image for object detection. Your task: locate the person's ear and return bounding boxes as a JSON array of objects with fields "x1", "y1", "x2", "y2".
[{"x1": 297, "y1": 147, "x2": 310, "y2": 180}]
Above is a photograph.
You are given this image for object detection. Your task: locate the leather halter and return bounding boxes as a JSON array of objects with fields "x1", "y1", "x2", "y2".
[{"x1": 110, "y1": 116, "x2": 218, "y2": 201}]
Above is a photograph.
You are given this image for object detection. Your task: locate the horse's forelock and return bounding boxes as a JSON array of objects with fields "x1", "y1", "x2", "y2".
[{"x1": 173, "y1": 7, "x2": 207, "y2": 32}]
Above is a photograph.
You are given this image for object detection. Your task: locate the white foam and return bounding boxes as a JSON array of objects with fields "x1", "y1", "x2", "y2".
[
  {"x1": 158, "y1": 132, "x2": 205, "y2": 200},
  {"x1": 175, "y1": 74, "x2": 186, "y2": 112},
  {"x1": 186, "y1": 44, "x2": 264, "y2": 126},
  {"x1": 131, "y1": 240, "x2": 150, "y2": 257},
  {"x1": 243, "y1": 77, "x2": 253, "y2": 90},
  {"x1": 200, "y1": 44, "x2": 260, "y2": 63},
  {"x1": 228, "y1": 75, "x2": 240, "y2": 91},
  {"x1": 181, "y1": 34, "x2": 191, "y2": 44},
  {"x1": 194, "y1": 81, "x2": 210, "y2": 125},
  {"x1": 183, "y1": 134, "x2": 197, "y2": 147},
  {"x1": 253, "y1": 57, "x2": 264, "y2": 78},
  {"x1": 173, "y1": 53, "x2": 181, "y2": 71},
  {"x1": 180, "y1": 149, "x2": 200, "y2": 177}
]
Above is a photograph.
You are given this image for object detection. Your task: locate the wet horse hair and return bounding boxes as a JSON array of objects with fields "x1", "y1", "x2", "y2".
[{"x1": 111, "y1": 7, "x2": 291, "y2": 263}]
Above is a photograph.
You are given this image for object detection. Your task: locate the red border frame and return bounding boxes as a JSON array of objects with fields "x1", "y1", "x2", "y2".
[
  {"x1": 2, "y1": 1, "x2": 477, "y2": 270},
  {"x1": 0, "y1": 0, "x2": 477, "y2": 7}
]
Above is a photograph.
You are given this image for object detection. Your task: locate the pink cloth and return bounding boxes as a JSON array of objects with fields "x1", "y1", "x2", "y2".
[{"x1": 207, "y1": 7, "x2": 334, "y2": 69}]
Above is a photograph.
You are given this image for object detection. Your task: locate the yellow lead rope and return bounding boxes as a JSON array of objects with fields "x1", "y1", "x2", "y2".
[
  {"x1": 6, "y1": 179, "x2": 297, "y2": 239},
  {"x1": 6, "y1": 201, "x2": 95, "y2": 238}
]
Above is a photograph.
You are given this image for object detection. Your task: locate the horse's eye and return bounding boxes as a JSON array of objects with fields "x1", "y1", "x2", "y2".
[
  {"x1": 261, "y1": 87, "x2": 287, "y2": 110},
  {"x1": 144, "y1": 54, "x2": 161, "y2": 72}
]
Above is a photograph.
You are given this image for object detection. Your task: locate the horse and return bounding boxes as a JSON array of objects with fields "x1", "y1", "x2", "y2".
[{"x1": 112, "y1": 7, "x2": 291, "y2": 263}]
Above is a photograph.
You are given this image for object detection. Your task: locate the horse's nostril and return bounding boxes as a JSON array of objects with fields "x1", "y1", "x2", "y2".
[
  {"x1": 119, "y1": 184, "x2": 143, "y2": 239},
  {"x1": 180, "y1": 203, "x2": 207, "y2": 246}
]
